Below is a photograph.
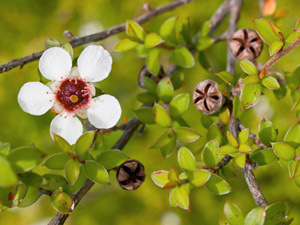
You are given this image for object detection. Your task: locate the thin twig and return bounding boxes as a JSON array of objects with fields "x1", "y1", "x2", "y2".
[
  {"x1": 209, "y1": 0, "x2": 230, "y2": 35},
  {"x1": 0, "y1": 0, "x2": 193, "y2": 74}
]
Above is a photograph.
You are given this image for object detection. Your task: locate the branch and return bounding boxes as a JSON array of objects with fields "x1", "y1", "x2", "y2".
[
  {"x1": 48, "y1": 117, "x2": 142, "y2": 225},
  {"x1": 209, "y1": 0, "x2": 230, "y2": 35},
  {"x1": 0, "y1": 0, "x2": 193, "y2": 74}
]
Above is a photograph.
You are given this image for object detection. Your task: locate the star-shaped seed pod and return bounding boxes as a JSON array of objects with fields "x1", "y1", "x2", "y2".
[
  {"x1": 116, "y1": 160, "x2": 145, "y2": 191},
  {"x1": 229, "y1": 28, "x2": 263, "y2": 61},
  {"x1": 193, "y1": 80, "x2": 223, "y2": 115}
]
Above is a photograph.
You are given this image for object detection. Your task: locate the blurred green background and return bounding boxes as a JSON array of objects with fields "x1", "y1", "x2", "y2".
[{"x1": 0, "y1": 0, "x2": 300, "y2": 224}]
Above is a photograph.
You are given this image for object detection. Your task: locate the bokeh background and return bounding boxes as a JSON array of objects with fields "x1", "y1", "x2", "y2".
[{"x1": 0, "y1": 0, "x2": 300, "y2": 224}]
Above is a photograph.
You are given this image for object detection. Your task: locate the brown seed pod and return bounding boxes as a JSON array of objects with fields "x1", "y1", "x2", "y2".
[
  {"x1": 116, "y1": 160, "x2": 145, "y2": 191},
  {"x1": 229, "y1": 28, "x2": 263, "y2": 61},
  {"x1": 193, "y1": 80, "x2": 223, "y2": 115}
]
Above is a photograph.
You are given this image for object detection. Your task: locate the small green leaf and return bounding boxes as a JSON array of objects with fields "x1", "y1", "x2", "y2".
[
  {"x1": 219, "y1": 107, "x2": 230, "y2": 125},
  {"x1": 42, "y1": 174, "x2": 68, "y2": 191},
  {"x1": 201, "y1": 114, "x2": 214, "y2": 129},
  {"x1": 264, "y1": 202, "x2": 289, "y2": 225},
  {"x1": 262, "y1": 76, "x2": 280, "y2": 90},
  {"x1": 98, "y1": 149, "x2": 128, "y2": 170},
  {"x1": 284, "y1": 123, "x2": 300, "y2": 148},
  {"x1": 174, "y1": 184, "x2": 190, "y2": 210},
  {"x1": 61, "y1": 43, "x2": 73, "y2": 58},
  {"x1": 152, "y1": 130, "x2": 175, "y2": 148},
  {"x1": 160, "y1": 134, "x2": 176, "y2": 158},
  {"x1": 169, "y1": 188, "x2": 178, "y2": 207},
  {"x1": 198, "y1": 51, "x2": 212, "y2": 72},
  {"x1": 244, "y1": 206, "x2": 265, "y2": 225},
  {"x1": 258, "y1": 119, "x2": 277, "y2": 146},
  {"x1": 205, "y1": 173, "x2": 232, "y2": 195},
  {"x1": 168, "y1": 167, "x2": 181, "y2": 184},
  {"x1": 233, "y1": 96, "x2": 243, "y2": 119},
  {"x1": 250, "y1": 149, "x2": 276, "y2": 166},
  {"x1": 170, "y1": 71, "x2": 184, "y2": 90},
  {"x1": 137, "y1": 91, "x2": 157, "y2": 104},
  {"x1": 160, "y1": 17, "x2": 177, "y2": 45},
  {"x1": 143, "y1": 76, "x2": 157, "y2": 94},
  {"x1": 219, "y1": 215, "x2": 230, "y2": 225},
  {"x1": 153, "y1": 104, "x2": 172, "y2": 128},
  {"x1": 227, "y1": 131, "x2": 238, "y2": 147},
  {"x1": 0, "y1": 142, "x2": 10, "y2": 157},
  {"x1": 240, "y1": 83, "x2": 262, "y2": 109},
  {"x1": 18, "y1": 187, "x2": 41, "y2": 207},
  {"x1": 170, "y1": 46, "x2": 195, "y2": 68},
  {"x1": 174, "y1": 127, "x2": 201, "y2": 143},
  {"x1": 239, "y1": 144, "x2": 251, "y2": 153},
  {"x1": 7, "y1": 146, "x2": 46, "y2": 173},
  {"x1": 203, "y1": 139, "x2": 220, "y2": 167},
  {"x1": 181, "y1": 18, "x2": 192, "y2": 44},
  {"x1": 273, "y1": 82, "x2": 287, "y2": 100},
  {"x1": 44, "y1": 38, "x2": 60, "y2": 49},
  {"x1": 144, "y1": 33, "x2": 164, "y2": 48},
  {"x1": 288, "y1": 160, "x2": 300, "y2": 179},
  {"x1": 178, "y1": 146, "x2": 197, "y2": 171},
  {"x1": 65, "y1": 159, "x2": 80, "y2": 186},
  {"x1": 224, "y1": 200, "x2": 245, "y2": 225},
  {"x1": 207, "y1": 123, "x2": 222, "y2": 144},
  {"x1": 253, "y1": 19, "x2": 283, "y2": 45},
  {"x1": 84, "y1": 160, "x2": 110, "y2": 184},
  {"x1": 135, "y1": 107, "x2": 155, "y2": 124},
  {"x1": 157, "y1": 77, "x2": 174, "y2": 103},
  {"x1": 169, "y1": 93, "x2": 190, "y2": 119},
  {"x1": 50, "y1": 190, "x2": 74, "y2": 214},
  {"x1": 219, "y1": 145, "x2": 238, "y2": 155},
  {"x1": 53, "y1": 134, "x2": 73, "y2": 153},
  {"x1": 269, "y1": 40, "x2": 284, "y2": 56},
  {"x1": 151, "y1": 170, "x2": 169, "y2": 188},
  {"x1": 235, "y1": 153, "x2": 246, "y2": 168},
  {"x1": 272, "y1": 142, "x2": 295, "y2": 161},
  {"x1": 243, "y1": 74, "x2": 260, "y2": 84},
  {"x1": 126, "y1": 20, "x2": 145, "y2": 41},
  {"x1": 75, "y1": 132, "x2": 94, "y2": 158},
  {"x1": 0, "y1": 156, "x2": 18, "y2": 187},
  {"x1": 146, "y1": 48, "x2": 162, "y2": 76},
  {"x1": 196, "y1": 37, "x2": 214, "y2": 51},
  {"x1": 135, "y1": 44, "x2": 148, "y2": 57},
  {"x1": 188, "y1": 169, "x2": 211, "y2": 187},
  {"x1": 215, "y1": 71, "x2": 235, "y2": 85},
  {"x1": 286, "y1": 31, "x2": 300, "y2": 46},
  {"x1": 44, "y1": 153, "x2": 71, "y2": 170},
  {"x1": 240, "y1": 60, "x2": 258, "y2": 75},
  {"x1": 201, "y1": 20, "x2": 211, "y2": 37},
  {"x1": 19, "y1": 172, "x2": 43, "y2": 187},
  {"x1": 238, "y1": 129, "x2": 249, "y2": 145}
]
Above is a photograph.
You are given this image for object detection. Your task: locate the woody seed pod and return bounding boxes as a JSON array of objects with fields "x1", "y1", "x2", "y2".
[
  {"x1": 193, "y1": 80, "x2": 223, "y2": 115},
  {"x1": 116, "y1": 160, "x2": 145, "y2": 191},
  {"x1": 229, "y1": 28, "x2": 263, "y2": 61}
]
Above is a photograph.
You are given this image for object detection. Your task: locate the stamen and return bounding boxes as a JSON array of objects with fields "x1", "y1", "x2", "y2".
[{"x1": 70, "y1": 95, "x2": 79, "y2": 103}]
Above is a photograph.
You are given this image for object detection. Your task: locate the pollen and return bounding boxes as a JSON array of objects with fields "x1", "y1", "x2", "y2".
[{"x1": 70, "y1": 95, "x2": 78, "y2": 103}]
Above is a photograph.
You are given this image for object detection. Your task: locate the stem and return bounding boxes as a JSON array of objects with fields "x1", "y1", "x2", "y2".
[
  {"x1": 209, "y1": 0, "x2": 230, "y2": 35},
  {"x1": 0, "y1": 0, "x2": 193, "y2": 74}
]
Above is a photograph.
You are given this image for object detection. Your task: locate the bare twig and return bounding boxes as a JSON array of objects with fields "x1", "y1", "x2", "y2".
[
  {"x1": 209, "y1": 0, "x2": 230, "y2": 35},
  {"x1": 0, "y1": 0, "x2": 193, "y2": 74},
  {"x1": 48, "y1": 117, "x2": 142, "y2": 225},
  {"x1": 63, "y1": 30, "x2": 76, "y2": 40}
]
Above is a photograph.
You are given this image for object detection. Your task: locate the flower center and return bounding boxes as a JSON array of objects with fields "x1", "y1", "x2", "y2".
[{"x1": 56, "y1": 78, "x2": 90, "y2": 112}]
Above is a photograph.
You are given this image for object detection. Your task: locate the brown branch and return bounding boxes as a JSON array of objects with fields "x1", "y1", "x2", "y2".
[
  {"x1": 48, "y1": 117, "x2": 142, "y2": 225},
  {"x1": 209, "y1": 0, "x2": 230, "y2": 35},
  {"x1": 0, "y1": 0, "x2": 193, "y2": 74}
]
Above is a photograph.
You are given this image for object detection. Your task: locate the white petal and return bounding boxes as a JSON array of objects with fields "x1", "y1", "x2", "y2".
[
  {"x1": 50, "y1": 113, "x2": 83, "y2": 145},
  {"x1": 39, "y1": 47, "x2": 72, "y2": 81},
  {"x1": 69, "y1": 67, "x2": 80, "y2": 78},
  {"x1": 77, "y1": 45, "x2": 112, "y2": 82},
  {"x1": 18, "y1": 82, "x2": 54, "y2": 116},
  {"x1": 87, "y1": 94, "x2": 121, "y2": 129}
]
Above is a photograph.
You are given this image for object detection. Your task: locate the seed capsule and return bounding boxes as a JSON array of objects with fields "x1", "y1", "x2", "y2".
[
  {"x1": 229, "y1": 29, "x2": 263, "y2": 61},
  {"x1": 193, "y1": 80, "x2": 223, "y2": 115},
  {"x1": 116, "y1": 160, "x2": 145, "y2": 191}
]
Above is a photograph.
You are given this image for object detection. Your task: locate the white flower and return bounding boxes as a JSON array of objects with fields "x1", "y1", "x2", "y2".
[{"x1": 18, "y1": 45, "x2": 121, "y2": 145}]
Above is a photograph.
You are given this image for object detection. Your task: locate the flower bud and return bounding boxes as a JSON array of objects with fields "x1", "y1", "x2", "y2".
[
  {"x1": 193, "y1": 80, "x2": 223, "y2": 115},
  {"x1": 116, "y1": 160, "x2": 145, "y2": 191}
]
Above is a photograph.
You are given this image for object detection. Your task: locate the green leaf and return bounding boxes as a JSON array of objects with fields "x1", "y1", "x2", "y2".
[
  {"x1": 61, "y1": 43, "x2": 73, "y2": 58},
  {"x1": 137, "y1": 91, "x2": 157, "y2": 104},
  {"x1": 286, "y1": 31, "x2": 300, "y2": 46},
  {"x1": 219, "y1": 107, "x2": 230, "y2": 125},
  {"x1": 262, "y1": 76, "x2": 280, "y2": 90},
  {"x1": 135, "y1": 107, "x2": 155, "y2": 124},
  {"x1": 218, "y1": 83, "x2": 231, "y2": 97},
  {"x1": 75, "y1": 132, "x2": 94, "y2": 158},
  {"x1": 44, "y1": 38, "x2": 60, "y2": 49},
  {"x1": 153, "y1": 104, "x2": 172, "y2": 128},
  {"x1": 53, "y1": 134, "x2": 73, "y2": 153},
  {"x1": 238, "y1": 129, "x2": 249, "y2": 145},
  {"x1": 239, "y1": 144, "x2": 251, "y2": 153},
  {"x1": 146, "y1": 48, "x2": 162, "y2": 76},
  {"x1": 269, "y1": 40, "x2": 284, "y2": 56},
  {"x1": 273, "y1": 82, "x2": 287, "y2": 100},
  {"x1": 98, "y1": 149, "x2": 128, "y2": 170},
  {"x1": 152, "y1": 130, "x2": 175, "y2": 148},
  {"x1": 19, "y1": 172, "x2": 43, "y2": 187},
  {"x1": 151, "y1": 170, "x2": 169, "y2": 188},
  {"x1": 144, "y1": 33, "x2": 164, "y2": 48},
  {"x1": 201, "y1": 114, "x2": 214, "y2": 129},
  {"x1": 250, "y1": 149, "x2": 276, "y2": 166},
  {"x1": 44, "y1": 153, "x2": 71, "y2": 170},
  {"x1": 227, "y1": 131, "x2": 238, "y2": 147},
  {"x1": 173, "y1": 184, "x2": 190, "y2": 210},
  {"x1": 264, "y1": 202, "x2": 289, "y2": 225},
  {"x1": 7, "y1": 146, "x2": 46, "y2": 173},
  {"x1": 240, "y1": 60, "x2": 258, "y2": 75},
  {"x1": 240, "y1": 83, "x2": 262, "y2": 109},
  {"x1": 188, "y1": 169, "x2": 211, "y2": 187},
  {"x1": 65, "y1": 159, "x2": 80, "y2": 186},
  {"x1": 181, "y1": 18, "x2": 192, "y2": 44},
  {"x1": 170, "y1": 46, "x2": 195, "y2": 68},
  {"x1": 215, "y1": 71, "x2": 235, "y2": 85},
  {"x1": 0, "y1": 156, "x2": 18, "y2": 187},
  {"x1": 160, "y1": 17, "x2": 177, "y2": 45},
  {"x1": 135, "y1": 44, "x2": 148, "y2": 57},
  {"x1": 195, "y1": 37, "x2": 214, "y2": 51},
  {"x1": 233, "y1": 96, "x2": 243, "y2": 119},
  {"x1": 205, "y1": 173, "x2": 231, "y2": 195},
  {"x1": 50, "y1": 190, "x2": 74, "y2": 214},
  {"x1": 18, "y1": 186, "x2": 41, "y2": 207},
  {"x1": 0, "y1": 142, "x2": 10, "y2": 157},
  {"x1": 258, "y1": 119, "x2": 277, "y2": 146},
  {"x1": 219, "y1": 145, "x2": 238, "y2": 155},
  {"x1": 169, "y1": 93, "x2": 190, "y2": 119},
  {"x1": 198, "y1": 51, "x2": 212, "y2": 72},
  {"x1": 244, "y1": 207, "x2": 265, "y2": 225},
  {"x1": 169, "y1": 188, "x2": 178, "y2": 207},
  {"x1": 224, "y1": 200, "x2": 245, "y2": 225},
  {"x1": 253, "y1": 19, "x2": 283, "y2": 45},
  {"x1": 13, "y1": 184, "x2": 28, "y2": 206},
  {"x1": 126, "y1": 20, "x2": 145, "y2": 41},
  {"x1": 272, "y1": 142, "x2": 295, "y2": 161},
  {"x1": 174, "y1": 127, "x2": 201, "y2": 143},
  {"x1": 207, "y1": 123, "x2": 222, "y2": 144},
  {"x1": 219, "y1": 215, "x2": 230, "y2": 225},
  {"x1": 157, "y1": 77, "x2": 174, "y2": 103},
  {"x1": 201, "y1": 20, "x2": 211, "y2": 37},
  {"x1": 84, "y1": 160, "x2": 110, "y2": 184},
  {"x1": 160, "y1": 134, "x2": 176, "y2": 158},
  {"x1": 288, "y1": 160, "x2": 300, "y2": 179},
  {"x1": 178, "y1": 146, "x2": 197, "y2": 171},
  {"x1": 243, "y1": 74, "x2": 261, "y2": 84},
  {"x1": 203, "y1": 139, "x2": 220, "y2": 167},
  {"x1": 168, "y1": 167, "x2": 181, "y2": 184},
  {"x1": 284, "y1": 123, "x2": 300, "y2": 148},
  {"x1": 170, "y1": 71, "x2": 184, "y2": 90},
  {"x1": 142, "y1": 76, "x2": 157, "y2": 94},
  {"x1": 42, "y1": 174, "x2": 68, "y2": 191},
  {"x1": 235, "y1": 153, "x2": 246, "y2": 168}
]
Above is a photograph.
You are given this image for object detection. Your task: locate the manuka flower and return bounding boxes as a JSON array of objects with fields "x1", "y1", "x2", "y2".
[{"x1": 18, "y1": 45, "x2": 121, "y2": 144}]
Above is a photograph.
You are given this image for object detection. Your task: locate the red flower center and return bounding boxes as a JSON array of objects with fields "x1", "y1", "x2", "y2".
[{"x1": 56, "y1": 78, "x2": 90, "y2": 112}]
